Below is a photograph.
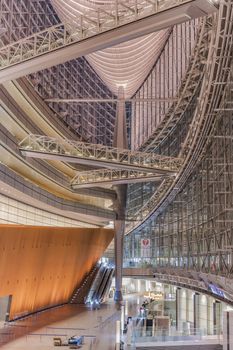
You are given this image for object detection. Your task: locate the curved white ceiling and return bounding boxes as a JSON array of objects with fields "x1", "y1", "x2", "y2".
[{"x1": 51, "y1": 0, "x2": 170, "y2": 97}]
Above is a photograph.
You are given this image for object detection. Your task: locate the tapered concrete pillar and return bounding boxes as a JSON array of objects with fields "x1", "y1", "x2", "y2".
[
  {"x1": 114, "y1": 220, "x2": 125, "y2": 302},
  {"x1": 113, "y1": 86, "x2": 128, "y2": 149},
  {"x1": 113, "y1": 86, "x2": 128, "y2": 302}
]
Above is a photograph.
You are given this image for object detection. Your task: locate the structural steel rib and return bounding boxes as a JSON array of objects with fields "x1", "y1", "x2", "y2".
[
  {"x1": 0, "y1": 0, "x2": 217, "y2": 83},
  {"x1": 126, "y1": 1, "x2": 233, "y2": 234},
  {"x1": 19, "y1": 134, "x2": 182, "y2": 174}
]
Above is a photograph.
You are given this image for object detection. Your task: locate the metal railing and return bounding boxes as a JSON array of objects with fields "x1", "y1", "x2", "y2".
[
  {"x1": 19, "y1": 134, "x2": 182, "y2": 174},
  {"x1": 131, "y1": 325, "x2": 222, "y2": 344},
  {"x1": 0, "y1": 0, "x2": 207, "y2": 71},
  {"x1": 71, "y1": 169, "x2": 172, "y2": 188}
]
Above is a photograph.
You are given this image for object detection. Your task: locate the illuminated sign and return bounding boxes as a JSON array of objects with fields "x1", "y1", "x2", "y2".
[
  {"x1": 208, "y1": 283, "x2": 225, "y2": 298},
  {"x1": 144, "y1": 291, "x2": 163, "y2": 300}
]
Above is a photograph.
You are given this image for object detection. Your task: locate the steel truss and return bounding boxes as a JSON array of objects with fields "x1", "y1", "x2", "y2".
[
  {"x1": 140, "y1": 18, "x2": 208, "y2": 153},
  {"x1": 126, "y1": 1, "x2": 233, "y2": 280},
  {"x1": 45, "y1": 98, "x2": 178, "y2": 103},
  {"x1": 27, "y1": 57, "x2": 116, "y2": 146},
  {"x1": 19, "y1": 134, "x2": 182, "y2": 174},
  {"x1": 0, "y1": 0, "x2": 217, "y2": 83},
  {"x1": 126, "y1": 17, "x2": 209, "y2": 218},
  {"x1": 71, "y1": 169, "x2": 172, "y2": 189},
  {"x1": 126, "y1": 2, "x2": 233, "y2": 234},
  {"x1": 0, "y1": 0, "x2": 58, "y2": 45},
  {"x1": 0, "y1": 0, "x2": 116, "y2": 146},
  {"x1": 132, "y1": 19, "x2": 200, "y2": 150}
]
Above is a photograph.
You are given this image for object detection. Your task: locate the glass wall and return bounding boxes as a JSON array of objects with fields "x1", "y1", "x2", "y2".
[{"x1": 131, "y1": 20, "x2": 199, "y2": 150}]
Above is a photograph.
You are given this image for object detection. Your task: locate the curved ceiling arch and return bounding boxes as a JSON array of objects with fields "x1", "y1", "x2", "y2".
[{"x1": 51, "y1": 0, "x2": 170, "y2": 98}]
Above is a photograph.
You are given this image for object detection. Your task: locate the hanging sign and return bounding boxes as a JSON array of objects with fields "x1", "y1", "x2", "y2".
[{"x1": 140, "y1": 238, "x2": 151, "y2": 257}]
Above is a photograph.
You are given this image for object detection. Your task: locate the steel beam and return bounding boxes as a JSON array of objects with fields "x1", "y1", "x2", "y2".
[
  {"x1": 71, "y1": 168, "x2": 169, "y2": 189},
  {"x1": 45, "y1": 97, "x2": 178, "y2": 103},
  {"x1": 0, "y1": 0, "x2": 217, "y2": 83},
  {"x1": 19, "y1": 135, "x2": 182, "y2": 174}
]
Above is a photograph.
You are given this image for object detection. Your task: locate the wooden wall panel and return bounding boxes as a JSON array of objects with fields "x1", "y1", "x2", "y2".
[{"x1": 0, "y1": 225, "x2": 114, "y2": 320}]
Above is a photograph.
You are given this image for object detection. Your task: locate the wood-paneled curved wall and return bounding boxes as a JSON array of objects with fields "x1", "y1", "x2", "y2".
[{"x1": 0, "y1": 225, "x2": 114, "y2": 320}]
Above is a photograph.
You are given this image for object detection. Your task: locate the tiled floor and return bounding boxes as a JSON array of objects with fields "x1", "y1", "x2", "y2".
[
  {"x1": 0, "y1": 294, "x2": 223, "y2": 349},
  {"x1": 0, "y1": 295, "x2": 140, "y2": 350}
]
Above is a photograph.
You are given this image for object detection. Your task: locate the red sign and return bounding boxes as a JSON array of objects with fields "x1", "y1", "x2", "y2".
[{"x1": 142, "y1": 239, "x2": 150, "y2": 247}]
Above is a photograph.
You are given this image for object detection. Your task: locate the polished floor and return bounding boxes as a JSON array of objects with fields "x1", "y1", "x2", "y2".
[
  {"x1": 0, "y1": 293, "x2": 223, "y2": 349},
  {"x1": 0, "y1": 295, "x2": 139, "y2": 350}
]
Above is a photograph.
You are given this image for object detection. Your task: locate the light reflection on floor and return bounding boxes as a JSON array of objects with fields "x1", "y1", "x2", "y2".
[
  {"x1": 0, "y1": 295, "x2": 140, "y2": 350},
  {"x1": 0, "y1": 293, "x2": 223, "y2": 349}
]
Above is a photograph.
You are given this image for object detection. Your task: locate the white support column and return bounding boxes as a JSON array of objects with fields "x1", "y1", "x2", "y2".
[
  {"x1": 199, "y1": 294, "x2": 208, "y2": 335},
  {"x1": 116, "y1": 320, "x2": 121, "y2": 348},
  {"x1": 180, "y1": 289, "x2": 187, "y2": 325},
  {"x1": 186, "y1": 290, "x2": 194, "y2": 334},
  {"x1": 186, "y1": 290, "x2": 193, "y2": 322},
  {"x1": 137, "y1": 279, "x2": 141, "y2": 293},
  {"x1": 223, "y1": 311, "x2": 233, "y2": 350},
  {"x1": 176, "y1": 288, "x2": 187, "y2": 332},
  {"x1": 213, "y1": 300, "x2": 221, "y2": 335},
  {"x1": 207, "y1": 296, "x2": 214, "y2": 335},
  {"x1": 193, "y1": 293, "x2": 200, "y2": 333}
]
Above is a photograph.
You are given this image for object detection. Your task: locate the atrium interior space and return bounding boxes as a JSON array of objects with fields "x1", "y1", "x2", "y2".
[{"x1": 1, "y1": 0, "x2": 233, "y2": 349}]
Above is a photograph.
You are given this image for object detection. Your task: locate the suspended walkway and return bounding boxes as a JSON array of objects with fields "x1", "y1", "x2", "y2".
[{"x1": 0, "y1": 0, "x2": 217, "y2": 83}]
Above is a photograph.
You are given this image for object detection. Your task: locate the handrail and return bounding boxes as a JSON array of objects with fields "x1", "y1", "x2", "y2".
[
  {"x1": 0, "y1": 0, "x2": 213, "y2": 71},
  {"x1": 19, "y1": 134, "x2": 182, "y2": 174},
  {"x1": 71, "y1": 168, "x2": 171, "y2": 188}
]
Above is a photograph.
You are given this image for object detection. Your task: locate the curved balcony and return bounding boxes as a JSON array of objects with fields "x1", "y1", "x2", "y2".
[{"x1": 123, "y1": 265, "x2": 233, "y2": 305}]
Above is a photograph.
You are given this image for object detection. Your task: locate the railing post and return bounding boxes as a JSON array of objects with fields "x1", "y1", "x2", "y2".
[
  {"x1": 115, "y1": 0, "x2": 119, "y2": 27},
  {"x1": 97, "y1": 8, "x2": 101, "y2": 32},
  {"x1": 80, "y1": 15, "x2": 84, "y2": 38},
  {"x1": 20, "y1": 43, "x2": 23, "y2": 62},
  {"x1": 48, "y1": 30, "x2": 51, "y2": 52},
  {"x1": 135, "y1": 0, "x2": 138, "y2": 20},
  {"x1": 63, "y1": 25, "x2": 67, "y2": 45},
  {"x1": 34, "y1": 34, "x2": 37, "y2": 56}
]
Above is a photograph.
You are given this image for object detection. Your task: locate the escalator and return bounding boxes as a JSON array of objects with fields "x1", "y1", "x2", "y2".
[
  {"x1": 85, "y1": 264, "x2": 114, "y2": 305},
  {"x1": 99, "y1": 267, "x2": 114, "y2": 303}
]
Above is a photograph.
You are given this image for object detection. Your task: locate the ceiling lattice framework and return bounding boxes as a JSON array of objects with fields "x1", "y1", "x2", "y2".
[{"x1": 51, "y1": 0, "x2": 170, "y2": 97}]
